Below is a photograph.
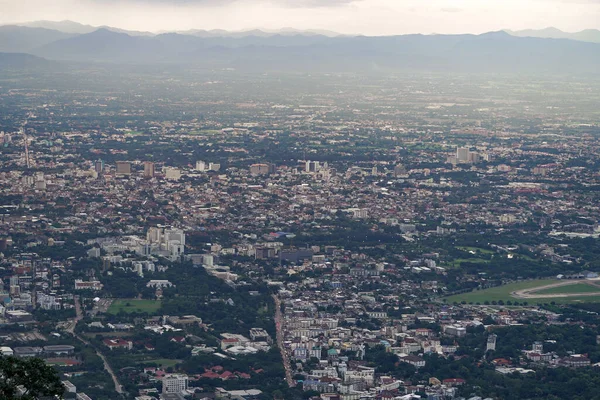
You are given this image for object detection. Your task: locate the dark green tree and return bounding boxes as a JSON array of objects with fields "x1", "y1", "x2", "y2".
[{"x1": 0, "y1": 356, "x2": 64, "y2": 400}]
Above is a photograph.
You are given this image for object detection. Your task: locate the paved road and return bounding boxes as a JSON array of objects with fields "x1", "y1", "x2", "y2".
[
  {"x1": 273, "y1": 294, "x2": 295, "y2": 388},
  {"x1": 70, "y1": 296, "x2": 124, "y2": 395}
]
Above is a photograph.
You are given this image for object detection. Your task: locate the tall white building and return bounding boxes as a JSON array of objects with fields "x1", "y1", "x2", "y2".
[
  {"x1": 164, "y1": 167, "x2": 181, "y2": 181},
  {"x1": 162, "y1": 374, "x2": 188, "y2": 394},
  {"x1": 196, "y1": 160, "x2": 206, "y2": 171},
  {"x1": 37, "y1": 293, "x2": 60, "y2": 310},
  {"x1": 467, "y1": 151, "x2": 480, "y2": 164},
  {"x1": 456, "y1": 147, "x2": 469, "y2": 163},
  {"x1": 487, "y1": 334, "x2": 497, "y2": 352},
  {"x1": 305, "y1": 160, "x2": 320, "y2": 173},
  {"x1": 146, "y1": 226, "x2": 186, "y2": 261},
  {"x1": 34, "y1": 172, "x2": 46, "y2": 190}
]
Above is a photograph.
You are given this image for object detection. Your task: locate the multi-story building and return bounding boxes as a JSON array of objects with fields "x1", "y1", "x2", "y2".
[
  {"x1": 74, "y1": 279, "x2": 103, "y2": 291},
  {"x1": 306, "y1": 160, "x2": 320, "y2": 173},
  {"x1": 456, "y1": 147, "x2": 469, "y2": 163},
  {"x1": 487, "y1": 334, "x2": 497, "y2": 352},
  {"x1": 162, "y1": 373, "x2": 188, "y2": 394},
  {"x1": 94, "y1": 159, "x2": 104, "y2": 174},
  {"x1": 146, "y1": 226, "x2": 186, "y2": 260},
  {"x1": 103, "y1": 339, "x2": 133, "y2": 351},
  {"x1": 443, "y1": 325, "x2": 466, "y2": 337},
  {"x1": 164, "y1": 167, "x2": 181, "y2": 180},
  {"x1": 37, "y1": 293, "x2": 60, "y2": 310},
  {"x1": 144, "y1": 162, "x2": 155, "y2": 178},
  {"x1": 115, "y1": 161, "x2": 131, "y2": 176},
  {"x1": 249, "y1": 163, "x2": 273, "y2": 176}
]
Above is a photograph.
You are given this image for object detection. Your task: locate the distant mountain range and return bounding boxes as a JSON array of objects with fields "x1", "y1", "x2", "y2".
[
  {"x1": 0, "y1": 26, "x2": 75, "y2": 53},
  {"x1": 505, "y1": 27, "x2": 600, "y2": 44},
  {"x1": 0, "y1": 52, "x2": 53, "y2": 69},
  {"x1": 14, "y1": 20, "x2": 342, "y2": 38},
  {"x1": 171, "y1": 27, "x2": 343, "y2": 38},
  {"x1": 1, "y1": 21, "x2": 600, "y2": 74},
  {"x1": 16, "y1": 20, "x2": 155, "y2": 36},
  {"x1": 13, "y1": 20, "x2": 600, "y2": 43}
]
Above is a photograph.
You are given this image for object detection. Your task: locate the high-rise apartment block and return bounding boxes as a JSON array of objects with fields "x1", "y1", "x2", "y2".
[
  {"x1": 115, "y1": 161, "x2": 131, "y2": 176},
  {"x1": 144, "y1": 162, "x2": 155, "y2": 178}
]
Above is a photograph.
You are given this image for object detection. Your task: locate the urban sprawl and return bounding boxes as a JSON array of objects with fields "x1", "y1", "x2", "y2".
[{"x1": 1, "y1": 69, "x2": 600, "y2": 400}]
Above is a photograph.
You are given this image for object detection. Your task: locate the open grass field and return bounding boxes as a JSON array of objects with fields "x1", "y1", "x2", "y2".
[
  {"x1": 107, "y1": 299, "x2": 161, "y2": 315},
  {"x1": 138, "y1": 359, "x2": 182, "y2": 368},
  {"x1": 444, "y1": 279, "x2": 600, "y2": 305},
  {"x1": 457, "y1": 246, "x2": 495, "y2": 255},
  {"x1": 447, "y1": 258, "x2": 491, "y2": 268},
  {"x1": 534, "y1": 283, "x2": 600, "y2": 295}
]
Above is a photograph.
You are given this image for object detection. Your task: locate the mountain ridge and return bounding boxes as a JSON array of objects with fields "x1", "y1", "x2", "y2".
[
  {"x1": 22, "y1": 28, "x2": 600, "y2": 74},
  {"x1": 12, "y1": 20, "x2": 343, "y2": 38},
  {"x1": 10, "y1": 20, "x2": 600, "y2": 43},
  {"x1": 505, "y1": 27, "x2": 600, "y2": 43},
  {"x1": 16, "y1": 20, "x2": 156, "y2": 37},
  {"x1": 0, "y1": 52, "x2": 54, "y2": 69},
  {"x1": 0, "y1": 25, "x2": 76, "y2": 53}
]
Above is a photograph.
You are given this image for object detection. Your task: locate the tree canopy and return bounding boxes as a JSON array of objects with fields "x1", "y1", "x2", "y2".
[{"x1": 0, "y1": 356, "x2": 64, "y2": 400}]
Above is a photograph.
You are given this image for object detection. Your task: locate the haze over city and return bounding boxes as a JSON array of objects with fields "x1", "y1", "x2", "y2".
[
  {"x1": 1, "y1": 0, "x2": 599, "y2": 35},
  {"x1": 2, "y1": 0, "x2": 600, "y2": 399}
]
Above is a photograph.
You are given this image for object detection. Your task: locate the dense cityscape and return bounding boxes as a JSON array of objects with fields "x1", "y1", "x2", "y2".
[{"x1": 1, "y1": 16, "x2": 600, "y2": 400}]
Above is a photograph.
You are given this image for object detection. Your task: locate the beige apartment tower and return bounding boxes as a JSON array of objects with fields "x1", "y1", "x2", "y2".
[
  {"x1": 115, "y1": 161, "x2": 131, "y2": 176},
  {"x1": 144, "y1": 162, "x2": 155, "y2": 178}
]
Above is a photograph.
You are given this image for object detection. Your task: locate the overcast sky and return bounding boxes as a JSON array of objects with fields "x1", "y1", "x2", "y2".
[{"x1": 1, "y1": 0, "x2": 598, "y2": 35}]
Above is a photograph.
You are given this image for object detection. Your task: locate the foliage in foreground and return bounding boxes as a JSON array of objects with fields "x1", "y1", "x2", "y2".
[{"x1": 0, "y1": 356, "x2": 64, "y2": 400}]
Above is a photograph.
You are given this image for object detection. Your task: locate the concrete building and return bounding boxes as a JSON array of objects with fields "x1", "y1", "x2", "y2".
[
  {"x1": 5, "y1": 310, "x2": 33, "y2": 323},
  {"x1": 146, "y1": 226, "x2": 186, "y2": 260},
  {"x1": 63, "y1": 381, "x2": 76, "y2": 394},
  {"x1": 165, "y1": 167, "x2": 181, "y2": 181},
  {"x1": 115, "y1": 161, "x2": 132, "y2": 176},
  {"x1": 399, "y1": 355, "x2": 426, "y2": 369},
  {"x1": 144, "y1": 162, "x2": 155, "y2": 178},
  {"x1": 456, "y1": 147, "x2": 469, "y2": 163},
  {"x1": 37, "y1": 293, "x2": 61, "y2": 310},
  {"x1": 94, "y1": 159, "x2": 104, "y2": 174},
  {"x1": 467, "y1": 151, "x2": 480, "y2": 164},
  {"x1": 443, "y1": 325, "x2": 467, "y2": 337},
  {"x1": 0, "y1": 346, "x2": 13, "y2": 356},
  {"x1": 250, "y1": 163, "x2": 274, "y2": 176},
  {"x1": 74, "y1": 279, "x2": 103, "y2": 291},
  {"x1": 306, "y1": 160, "x2": 320, "y2": 173},
  {"x1": 162, "y1": 374, "x2": 188, "y2": 394},
  {"x1": 44, "y1": 345, "x2": 75, "y2": 356},
  {"x1": 487, "y1": 334, "x2": 497, "y2": 352}
]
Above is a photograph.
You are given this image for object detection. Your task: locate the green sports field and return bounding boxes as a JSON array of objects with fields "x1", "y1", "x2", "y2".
[
  {"x1": 138, "y1": 359, "x2": 182, "y2": 368},
  {"x1": 456, "y1": 246, "x2": 495, "y2": 255},
  {"x1": 107, "y1": 299, "x2": 162, "y2": 315},
  {"x1": 533, "y1": 283, "x2": 600, "y2": 295},
  {"x1": 445, "y1": 279, "x2": 600, "y2": 305}
]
